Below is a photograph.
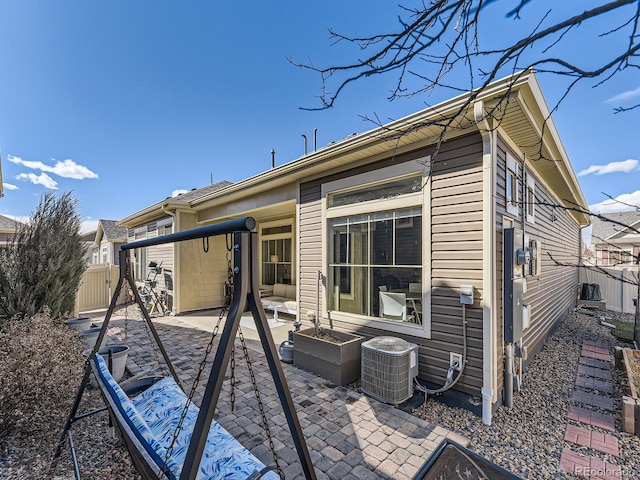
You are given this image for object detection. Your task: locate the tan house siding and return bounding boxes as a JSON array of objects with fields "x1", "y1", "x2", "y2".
[
  {"x1": 429, "y1": 133, "x2": 484, "y2": 394},
  {"x1": 176, "y1": 212, "x2": 228, "y2": 313},
  {"x1": 127, "y1": 218, "x2": 176, "y2": 312},
  {"x1": 299, "y1": 188, "x2": 324, "y2": 318},
  {"x1": 299, "y1": 133, "x2": 485, "y2": 395},
  {"x1": 496, "y1": 135, "x2": 579, "y2": 377}
]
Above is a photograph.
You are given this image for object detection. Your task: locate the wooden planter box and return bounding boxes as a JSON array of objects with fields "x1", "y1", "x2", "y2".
[
  {"x1": 293, "y1": 328, "x2": 364, "y2": 386},
  {"x1": 621, "y1": 347, "x2": 640, "y2": 435}
]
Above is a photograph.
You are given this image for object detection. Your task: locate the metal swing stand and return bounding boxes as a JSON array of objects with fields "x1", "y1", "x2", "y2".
[{"x1": 50, "y1": 217, "x2": 316, "y2": 480}]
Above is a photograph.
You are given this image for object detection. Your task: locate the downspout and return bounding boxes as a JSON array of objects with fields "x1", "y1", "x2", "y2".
[{"x1": 475, "y1": 100, "x2": 497, "y2": 425}]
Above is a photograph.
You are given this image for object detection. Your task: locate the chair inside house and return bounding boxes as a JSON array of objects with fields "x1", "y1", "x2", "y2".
[
  {"x1": 408, "y1": 283, "x2": 422, "y2": 324},
  {"x1": 379, "y1": 291, "x2": 411, "y2": 322}
]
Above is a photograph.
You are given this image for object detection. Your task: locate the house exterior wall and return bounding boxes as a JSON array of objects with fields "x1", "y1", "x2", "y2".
[
  {"x1": 495, "y1": 134, "x2": 579, "y2": 383},
  {"x1": 127, "y1": 217, "x2": 175, "y2": 312},
  {"x1": 176, "y1": 212, "x2": 228, "y2": 313},
  {"x1": 299, "y1": 133, "x2": 485, "y2": 396}
]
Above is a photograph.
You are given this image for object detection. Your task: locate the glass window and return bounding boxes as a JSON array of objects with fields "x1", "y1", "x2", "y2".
[
  {"x1": 134, "y1": 247, "x2": 147, "y2": 281},
  {"x1": 261, "y1": 220, "x2": 294, "y2": 285},
  {"x1": 506, "y1": 153, "x2": 519, "y2": 216},
  {"x1": 328, "y1": 208, "x2": 422, "y2": 323},
  {"x1": 328, "y1": 174, "x2": 422, "y2": 207},
  {"x1": 526, "y1": 171, "x2": 535, "y2": 223}
]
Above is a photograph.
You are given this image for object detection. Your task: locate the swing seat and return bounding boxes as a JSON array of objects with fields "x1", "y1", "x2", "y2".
[{"x1": 91, "y1": 353, "x2": 278, "y2": 480}]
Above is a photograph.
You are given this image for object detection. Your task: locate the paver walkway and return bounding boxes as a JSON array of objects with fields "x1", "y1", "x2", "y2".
[
  {"x1": 559, "y1": 339, "x2": 624, "y2": 479},
  {"x1": 102, "y1": 314, "x2": 468, "y2": 480}
]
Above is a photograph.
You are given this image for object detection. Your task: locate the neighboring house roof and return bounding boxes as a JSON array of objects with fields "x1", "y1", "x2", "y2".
[
  {"x1": 81, "y1": 230, "x2": 97, "y2": 243},
  {"x1": 591, "y1": 211, "x2": 640, "y2": 246},
  {"x1": 96, "y1": 219, "x2": 128, "y2": 244},
  {"x1": 118, "y1": 180, "x2": 233, "y2": 227},
  {"x1": 0, "y1": 214, "x2": 24, "y2": 232},
  {"x1": 120, "y1": 70, "x2": 589, "y2": 227},
  {"x1": 172, "y1": 181, "x2": 234, "y2": 202}
]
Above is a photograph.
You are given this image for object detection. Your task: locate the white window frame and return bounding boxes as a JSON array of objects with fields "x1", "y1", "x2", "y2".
[
  {"x1": 321, "y1": 158, "x2": 431, "y2": 338},
  {"x1": 259, "y1": 218, "x2": 295, "y2": 287},
  {"x1": 526, "y1": 170, "x2": 535, "y2": 224},
  {"x1": 506, "y1": 153, "x2": 520, "y2": 217}
]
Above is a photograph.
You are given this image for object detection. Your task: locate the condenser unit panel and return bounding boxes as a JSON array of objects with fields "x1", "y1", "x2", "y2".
[{"x1": 361, "y1": 336, "x2": 418, "y2": 405}]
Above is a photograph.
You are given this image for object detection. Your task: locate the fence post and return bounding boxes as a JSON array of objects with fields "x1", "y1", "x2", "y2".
[{"x1": 622, "y1": 269, "x2": 626, "y2": 313}]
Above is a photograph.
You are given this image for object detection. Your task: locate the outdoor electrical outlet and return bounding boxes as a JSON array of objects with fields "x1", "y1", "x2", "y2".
[{"x1": 449, "y1": 352, "x2": 463, "y2": 370}]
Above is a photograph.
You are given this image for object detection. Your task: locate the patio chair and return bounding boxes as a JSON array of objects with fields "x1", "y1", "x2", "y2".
[{"x1": 379, "y1": 291, "x2": 410, "y2": 322}]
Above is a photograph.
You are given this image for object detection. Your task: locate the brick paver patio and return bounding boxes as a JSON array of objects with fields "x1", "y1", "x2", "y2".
[
  {"x1": 560, "y1": 340, "x2": 625, "y2": 479},
  {"x1": 102, "y1": 314, "x2": 468, "y2": 479}
]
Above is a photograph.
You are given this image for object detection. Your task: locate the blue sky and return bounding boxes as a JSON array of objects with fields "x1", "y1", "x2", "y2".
[{"x1": 1, "y1": 1, "x2": 639, "y2": 237}]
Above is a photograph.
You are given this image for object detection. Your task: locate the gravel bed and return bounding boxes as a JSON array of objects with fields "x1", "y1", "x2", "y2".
[
  {"x1": 413, "y1": 309, "x2": 640, "y2": 479},
  {"x1": 0, "y1": 386, "x2": 141, "y2": 480}
]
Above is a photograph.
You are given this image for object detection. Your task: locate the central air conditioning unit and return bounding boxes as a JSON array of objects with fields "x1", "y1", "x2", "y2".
[{"x1": 361, "y1": 336, "x2": 419, "y2": 405}]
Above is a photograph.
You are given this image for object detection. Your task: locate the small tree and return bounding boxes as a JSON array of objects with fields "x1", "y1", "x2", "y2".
[{"x1": 0, "y1": 192, "x2": 87, "y2": 323}]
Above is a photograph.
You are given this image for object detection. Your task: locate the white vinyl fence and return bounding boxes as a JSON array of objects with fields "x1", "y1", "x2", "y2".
[
  {"x1": 580, "y1": 266, "x2": 638, "y2": 314},
  {"x1": 75, "y1": 263, "x2": 126, "y2": 313}
]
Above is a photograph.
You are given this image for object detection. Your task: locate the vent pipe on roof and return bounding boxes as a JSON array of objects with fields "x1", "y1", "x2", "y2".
[
  {"x1": 271, "y1": 149, "x2": 275, "y2": 169},
  {"x1": 302, "y1": 134, "x2": 308, "y2": 155},
  {"x1": 314, "y1": 128, "x2": 318, "y2": 151}
]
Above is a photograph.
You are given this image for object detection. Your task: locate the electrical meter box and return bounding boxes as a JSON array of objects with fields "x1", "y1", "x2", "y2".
[
  {"x1": 503, "y1": 228, "x2": 529, "y2": 343},
  {"x1": 460, "y1": 285, "x2": 474, "y2": 305}
]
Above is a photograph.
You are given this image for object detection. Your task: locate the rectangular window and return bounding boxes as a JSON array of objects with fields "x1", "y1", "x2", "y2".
[
  {"x1": 506, "y1": 153, "x2": 520, "y2": 216},
  {"x1": 134, "y1": 247, "x2": 147, "y2": 281},
  {"x1": 323, "y1": 160, "x2": 428, "y2": 336},
  {"x1": 328, "y1": 208, "x2": 422, "y2": 322},
  {"x1": 133, "y1": 227, "x2": 147, "y2": 280},
  {"x1": 260, "y1": 220, "x2": 294, "y2": 286},
  {"x1": 328, "y1": 174, "x2": 422, "y2": 207},
  {"x1": 526, "y1": 171, "x2": 535, "y2": 223}
]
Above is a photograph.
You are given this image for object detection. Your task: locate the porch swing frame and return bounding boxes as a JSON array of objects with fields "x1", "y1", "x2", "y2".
[{"x1": 52, "y1": 216, "x2": 316, "y2": 480}]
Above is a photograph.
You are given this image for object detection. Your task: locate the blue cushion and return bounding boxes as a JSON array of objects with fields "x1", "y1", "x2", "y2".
[
  {"x1": 131, "y1": 377, "x2": 278, "y2": 479},
  {"x1": 93, "y1": 354, "x2": 181, "y2": 478}
]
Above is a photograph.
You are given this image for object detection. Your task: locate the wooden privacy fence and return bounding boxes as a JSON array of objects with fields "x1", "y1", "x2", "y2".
[
  {"x1": 580, "y1": 265, "x2": 639, "y2": 314},
  {"x1": 75, "y1": 263, "x2": 125, "y2": 312}
]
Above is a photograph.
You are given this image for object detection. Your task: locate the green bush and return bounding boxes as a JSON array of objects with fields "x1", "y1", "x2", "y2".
[
  {"x1": 0, "y1": 192, "x2": 87, "y2": 323},
  {"x1": 0, "y1": 313, "x2": 85, "y2": 437}
]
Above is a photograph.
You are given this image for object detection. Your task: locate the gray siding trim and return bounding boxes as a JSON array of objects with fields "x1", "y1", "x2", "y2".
[{"x1": 496, "y1": 135, "x2": 580, "y2": 397}]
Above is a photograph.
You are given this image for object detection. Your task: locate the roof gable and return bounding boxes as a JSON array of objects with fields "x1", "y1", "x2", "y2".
[
  {"x1": 591, "y1": 211, "x2": 640, "y2": 244},
  {"x1": 96, "y1": 219, "x2": 128, "y2": 243}
]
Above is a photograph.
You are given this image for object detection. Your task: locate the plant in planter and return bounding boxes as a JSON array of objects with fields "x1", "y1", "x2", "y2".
[{"x1": 293, "y1": 310, "x2": 364, "y2": 386}]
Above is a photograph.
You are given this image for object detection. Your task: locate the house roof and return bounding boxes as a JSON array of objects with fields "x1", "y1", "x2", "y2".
[
  {"x1": 120, "y1": 70, "x2": 589, "y2": 227},
  {"x1": 171, "y1": 180, "x2": 233, "y2": 202},
  {"x1": 591, "y1": 211, "x2": 640, "y2": 245},
  {"x1": 0, "y1": 214, "x2": 23, "y2": 231},
  {"x1": 96, "y1": 219, "x2": 128, "y2": 243},
  {"x1": 118, "y1": 181, "x2": 233, "y2": 227}
]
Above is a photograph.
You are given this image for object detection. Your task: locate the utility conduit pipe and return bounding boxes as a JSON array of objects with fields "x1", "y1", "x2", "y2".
[{"x1": 414, "y1": 303, "x2": 468, "y2": 395}]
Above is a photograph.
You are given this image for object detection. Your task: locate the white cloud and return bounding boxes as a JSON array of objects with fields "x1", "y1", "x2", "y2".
[
  {"x1": 578, "y1": 159, "x2": 639, "y2": 176},
  {"x1": 81, "y1": 219, "x2": 99, "y2": 234},
  {"x1": 589, "y1": 190, "x2": 640, "y2": 214},
  {"x1": 606, "y1": 86, "x2": 640, "y2": 104},
  {"x1": 172, "y1": 189, "x2": 189, "y2": 197},
  {"x1": 8, "y1": 155, "x2": 98, "y2": 180},
  {"x1": 2, "y1": 183, "x2": 18, "y2": 191},
  {"x1": 16, "y1": 172, "x2": 58, "y2": 189}
]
